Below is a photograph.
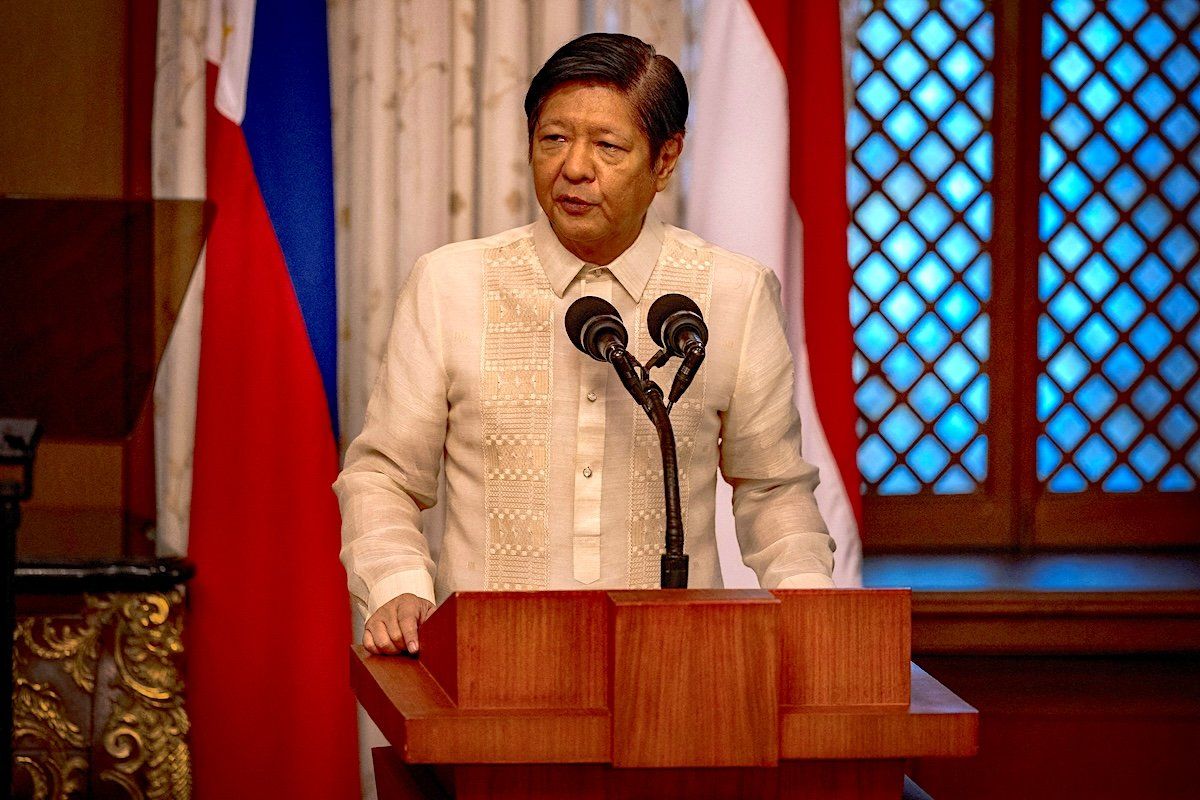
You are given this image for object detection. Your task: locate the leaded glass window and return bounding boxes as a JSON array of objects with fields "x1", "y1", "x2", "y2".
[
  {"x1": 1038, "y1": 0, "x2": 1200, "y2": 493},
  {"x1": 849, "y1": 0, "x2": 995, "y2": 496}
]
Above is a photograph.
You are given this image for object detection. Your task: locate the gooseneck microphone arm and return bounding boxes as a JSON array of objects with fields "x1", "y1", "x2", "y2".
[{"x1": 565, "y1": 296, "x2": 689, "y2": 588}]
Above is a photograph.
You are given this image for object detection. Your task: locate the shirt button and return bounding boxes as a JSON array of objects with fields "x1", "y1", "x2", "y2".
[
  {"x1": 582, "y1": 466, "x2": 593, "y2": 478},
  {"x1": 587, "y1": 267, "x2": 604, "y2": 279},
  {"x1": 587, "y1": 391, "x2": 597, "y2": 402}
]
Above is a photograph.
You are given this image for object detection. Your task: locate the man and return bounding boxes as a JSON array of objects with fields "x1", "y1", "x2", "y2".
[{"x1": 335, "y1": 32, "x2": 835, "y2": 656}]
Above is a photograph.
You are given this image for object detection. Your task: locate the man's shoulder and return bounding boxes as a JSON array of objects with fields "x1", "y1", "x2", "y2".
[
  {"x1": 662, "y1": 224, "x2": 774, "y2": 283},
  {"x1": 421, "y1": 223, "x2": 537, "y2": 267}
]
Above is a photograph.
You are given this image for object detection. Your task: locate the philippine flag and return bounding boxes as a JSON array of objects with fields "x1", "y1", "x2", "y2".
[
  {"x1": 691, "y1": 0, "x2": 864, "y2": 586},
  {"x1": 188, "y1": 1, "x2": 358, "y2": 796}
]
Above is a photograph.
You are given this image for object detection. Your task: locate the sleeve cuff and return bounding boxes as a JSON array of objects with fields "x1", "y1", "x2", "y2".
[
  {"x1": 367, "y1": 569, "x2": 436, "y2": 614},
  {"x1": 777, "y1": 572, "x2": 837, "y2": 590}
]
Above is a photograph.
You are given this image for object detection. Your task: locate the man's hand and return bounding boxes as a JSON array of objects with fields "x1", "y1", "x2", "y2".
[{"x1": 363, "y1": 593, "x2": 434, "y2": 655}]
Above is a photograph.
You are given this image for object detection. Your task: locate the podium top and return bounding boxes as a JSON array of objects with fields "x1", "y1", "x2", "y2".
[{"x1": 0, "y1": 197, "x2": 207, "y2": 439}]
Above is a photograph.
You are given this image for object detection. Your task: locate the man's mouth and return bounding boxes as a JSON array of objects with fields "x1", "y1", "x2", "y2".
[{"x1": 556, "y1": 195, "x2": 597, "y2": 214}]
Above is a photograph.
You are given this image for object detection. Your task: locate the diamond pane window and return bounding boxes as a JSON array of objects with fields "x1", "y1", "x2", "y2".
[
  {"x1": 849, "y1": 0, "x2": 993, "y2": 495},
  {"x1": 1039, "y1": 0, "x2": 1200, "y2": 493}
]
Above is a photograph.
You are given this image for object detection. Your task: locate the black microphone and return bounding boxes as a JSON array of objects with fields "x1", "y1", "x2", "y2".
[
  {"x1": 565, "y1": 296, "x2": 647, "y2": 407},
  {"x1": 647, "y1": 294, "x2": 708, "y2": 406}
]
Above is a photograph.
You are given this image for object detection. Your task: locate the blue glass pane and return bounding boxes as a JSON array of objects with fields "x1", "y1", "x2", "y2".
[
  {"x1": 1132, "y1": 195, "x2": 1171, "y2": 240},
  {"x1": 1038, "y1": 435, "x2": 1063, "y2": 479},
  {"x1": 1103, "y1": 464, "x2": 1143, "y2": 491},
  {"x1": 1162, "y1": 226, "x2": 1199, "y2": 269},
  {"x1": 1078, "y1": 315, "x2": 1118, "y2": 360},
  {"x1": 1162, "y1": 165, "x2": 1200, "y2": 209},
  {"x1": 857, "y1": 375, "x2": 896, "y2": 421},
  {"x1": 1080, "y1": 75, "x2": 1120, "y2": 118},
  {"x1": 1134, "y1": 15, "x2": 1173, "y2": 59},
  {"x1": 1133, "y1": 135, "x2": 1173, "y2": 179},
  {"x1": 934, "y1": 466, "x2": 975, "y2": 493},
  {"x1": 935, "y1": 343, "x2": 978, "y2": 392},
  {"x1": 941, "y1": 103, "x2": 983, "y2": 149},
  {"x1": 939, "y1": 164, "x2": 982, "y2": 210},
  {"x1": 1161, "y1": 107, "x2": 1198, "y2": 150},
  {"x1": 1109, "y1": 0, "x2": 1149, "y2": 30},
  {"x1": 1163, "y1": 44, "x2": 1200, "y2": 88},
  {"x1": 937, "y1": 224, "x2": 980, "y2": 271},
  {"x1": 942, "y1": 0, "x2": 982, "y2": 29},
  {"x1": 857, "y1": 193, "x2": 900, "y2": 239},
  {"x1": 1159, "y1": 464, "x2": 1195, "y2": 491},
  {"x1": 1103, "y1": 343, "x2": 1143, "y2": 389},
  {"x1": 941, "y1": 42, "x2": 983, "y2": 89},
  {"x1": 963, "y1": 315, "x2": 989, "y2": 360},
  {"x1": 1130, "y1": 435, "x2": 1170, "y2": 479},
  {"x1": 1108, "y1": 44, "x2": 1147, "y2": 89},
  {"x1": 1165, "y1": 0, "x2": 1199, "y2": 27},
  {"x1": 1161, "y1": 347, "x2": 1198, "y2": 390},
  {"x1": 935, "y1": 404, "x2": 977, "y2": 451},
  {"x1": 859, "y1": 11, "x2": 902, "y2": 58},
  {"x1": 1104, "y1": 283, "x2": 1146, "y2": 330},
  {"x1": 913, "y1": 72, "x2": 955, "y2": 118},
  {"x1": 1106, "y1": 165, "x2": 1146, "y2": 210},
  {"x1": 967, "y1": 72, "x2": 993, "y2": 116},
  {"x1": 1079, "y1": 135, "x2": 1120, "y2": 180},
  {"x1": 1047, "y1": 404, "x2": 1090, "y2": 450},
  {"x1": 965, "y1": 194, "x2": 992, "y2": 238},
  {"x1": 1051, "y1": 104, "x2": 1094, "y2": 148},
  {"x1": 1049, "y1": 344, "x2": 1090, "y2": 391},
  {"x1": 1102, "y1": 404, "x2": 1143, "y2": 450},
  {"x1": 858, "y1": 134, "x2": 900, "y2": 180},
  {"x1": 857, "y1": 253, "x2": 898, "y2": 301},
  {"x1": 909, "y1": 253, "x2": 953, "y2": 300},
  {"x1": 910, "y1": 196, "x2": 953, "y2": 240},
  {"x1": 881, "y1": 282, "x2": 925, "y2": 331},
  {"x1": 879, "y1": 465, "x2": 921, "y2": 494},
  {"x1": 910, "y1": 313, "x2": 953, "y2": 360},
  {"x1": 1130, "y1": 314, "x2": 1172, "y2": 360},
  {"x1": 1076, "y1": 375, "x2": 1117, "y2": 420},
  {"x1": 1044, "y1": 15, "x2": 1068, "y2": 57},
  {"x1": 965, "y1": 255, "x2": 991, "y2": 300},
  {"x1": 856, "y1": 312, "x2": 899, "y2": 361},
  {"x1": 1049, "y1": 163, "x2": 1092, "y2": 210},
  {"x1": 914, "y1": 13, "x2": 956, "y2": 58},
  {"x1": 1051, "y1": 43, "x2": 1092, "y2": 90},
  {"x1": 848, "y1": 166, "x2": 869, "y2": 207},
  {"x1": 886, "y1": 41, "x2": 928, "y2": 89},
  {"x1": 882, "y1": 344, "x2": 924, "y2": 390},
  {"x1": 1049, "y1": 225, "x2": 1090, "y2": 270},
  {"x1": 860, "y1": 73, "x2": 901, "y2": 119},
  {"x1": 1106, "y1": 105, "x2": 1148, "y2": 150},
  {"x1": 1077, "y1": 255, "x2": 1118, "y2": 301},
  {"x1": 1080, "y1": 13, "x2": 1121, "y2": 58},
  {"x1": 849, "y1": 227, "x2": 870, "y2": 264},
  {"x1": 1104, "y1": 224, "x2": 1147, "y2": 270},
  {"x1": 910, "y1": 373, "x2": 951, "y2": 421},
  {"x1": 937, "y1": 283, "x2": 981, "y2": 331},
  {"x1": 883, "y1": 166, "x2": 926, "y2": 212},
  {"x1": 963, "y1": 435, "x2": 988, "y2": 479},
  {"x1": 1042, "y1": 74, "x2": 1067, "y2": 119},
  {"x1": 851, "y1": 287, "x2": 869, "y2": 326},
  {"x1": 1160, "y1": 406, "x2": 1198, "y2": 449},
  {"x1": 1041, "y1": 254, "x2": 1066, "y2": 302},
  {"x1": 881, "y1": 405, "x2": 925, "y2": 451},
  {"x1": 884, "y1": 103, "x2": 927, "y2": 148},
  {"x1": 1132, "y1": 376, "x2": 1171, "y2": 417},
  {"x1": 1049, "y1": 465, "x2": 1086, "y2": 492},
  {"x1": 1133, "y1": 74, "x2": 1174, "y2": 121},
  {"x1": 963, "y1": 374, "x2": 989, "y2": 421},
  {"x1": 884, "y1": 0, "x2": 925, "y2": 27},
  {"x1": 1040, "y1": 195, "x2": 1066, "y2": 241},
  {"x1": 1161, "y1": 286, "x2": 1199, "y2": 330},
  {"x1": 858, "y1": 435, "x2": 896, "y2": 482},
  {"x1": 1039, "y1": 315, "x2": 1065, "y2": 362},
  {"x1": 1078, "y1": 195, "x2": 1118, "y2": 240},
  {"x1": 912, "y1": 133, "x2": 955, "y2": 179},
  {"x1": 1077, "y1": 435, "x2": 1117, "y2": 480},
  {"x1": 909, "y1": 436, "x2": 951, "y2": 481},
  {"x1": 967, "y1": 134, "x2": 993, "y2": 180}
]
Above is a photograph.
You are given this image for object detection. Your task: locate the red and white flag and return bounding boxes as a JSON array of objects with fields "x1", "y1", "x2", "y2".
[{"x1": 691, "y1": 0, "x2": 863, "y2": 586}]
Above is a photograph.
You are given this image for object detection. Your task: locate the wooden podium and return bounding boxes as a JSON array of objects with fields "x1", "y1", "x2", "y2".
[{"x1": 352, "y1": 589, "x2": 977, "y2": 799}]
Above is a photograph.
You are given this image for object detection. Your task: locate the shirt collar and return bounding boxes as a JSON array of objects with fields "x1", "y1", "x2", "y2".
[{"x1": 533, "y1": 208, "x2": 665, "y2": 302}]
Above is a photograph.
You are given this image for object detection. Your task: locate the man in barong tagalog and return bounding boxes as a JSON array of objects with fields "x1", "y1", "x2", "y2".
[{"x1": 335, "y1": 32, "x2": 836, "y2": 656}]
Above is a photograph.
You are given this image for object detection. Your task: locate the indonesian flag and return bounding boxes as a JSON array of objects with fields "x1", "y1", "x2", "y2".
[
  {"x1": 188, "y1": 1, "x2": 358, "y2": 796},
  {"x1": 692, "y1": 0, "x2": 863, "y2": 586}
]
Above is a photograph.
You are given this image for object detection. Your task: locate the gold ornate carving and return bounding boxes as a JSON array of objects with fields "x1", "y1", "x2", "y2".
[{"x1": 12, "y1": 590, "x2": 191, "y2": 800}]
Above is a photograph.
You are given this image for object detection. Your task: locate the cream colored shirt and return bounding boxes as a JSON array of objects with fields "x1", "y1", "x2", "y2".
[{"x1": 335, "y1": 212, "x2": 835, "y2": 615}]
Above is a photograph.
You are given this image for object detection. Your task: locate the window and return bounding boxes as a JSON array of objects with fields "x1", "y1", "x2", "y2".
[{"x1": 847, "y1": 0, "x2": 1199, "y2": 550}]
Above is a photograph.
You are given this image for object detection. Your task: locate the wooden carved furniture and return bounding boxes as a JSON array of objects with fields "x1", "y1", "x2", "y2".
[
  {"x1": 11, "y1": 559, "x2": 193, "y2": 800},
  {"x1": 353, "y1": 589, "x2": 978, "y2": 799}
]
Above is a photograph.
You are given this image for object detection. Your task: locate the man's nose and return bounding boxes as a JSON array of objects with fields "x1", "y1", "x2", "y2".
[{"x1": 562, "y1": 141, "x2": 594, "y2": 182}]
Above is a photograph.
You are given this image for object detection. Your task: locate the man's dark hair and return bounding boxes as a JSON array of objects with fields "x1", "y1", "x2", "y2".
[{"x1": 524, "y1": 32, "x2": 688, "y2": 160}]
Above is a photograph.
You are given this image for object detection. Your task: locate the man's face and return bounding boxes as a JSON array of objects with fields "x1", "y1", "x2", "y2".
[{"x1": 531, "y1": 82, "x2": 680, "y2": 266}]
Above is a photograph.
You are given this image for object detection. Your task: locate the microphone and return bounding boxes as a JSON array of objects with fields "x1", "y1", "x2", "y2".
[
  {"x1": 565, "y1": 296, "x2": 647, "y2": 407},
  {"x1": 647, "y1": 294, "x2": 708, "y2": 407}
]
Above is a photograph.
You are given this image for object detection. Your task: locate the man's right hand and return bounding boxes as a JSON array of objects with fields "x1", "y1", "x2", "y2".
[{"x1": 363, "y1": 593, "x2": 434, "y2": 655}]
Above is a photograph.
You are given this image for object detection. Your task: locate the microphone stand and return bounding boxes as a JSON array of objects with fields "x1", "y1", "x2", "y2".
[{"x1": 617, "y1": 351, "x2": 688, "y2": 589}]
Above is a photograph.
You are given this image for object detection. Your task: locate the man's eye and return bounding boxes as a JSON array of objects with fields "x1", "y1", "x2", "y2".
[
  {"x1": 542, "y1": 134, "x2": 566, "y2": 143},
  {"x1": 598, "y1": 141, "x2": 621, "y2": 151}
]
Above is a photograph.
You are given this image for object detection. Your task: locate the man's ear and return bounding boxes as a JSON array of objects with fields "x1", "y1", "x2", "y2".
[{"x1": 654, "y1": 134, "x2": 685, "y2": 191}]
